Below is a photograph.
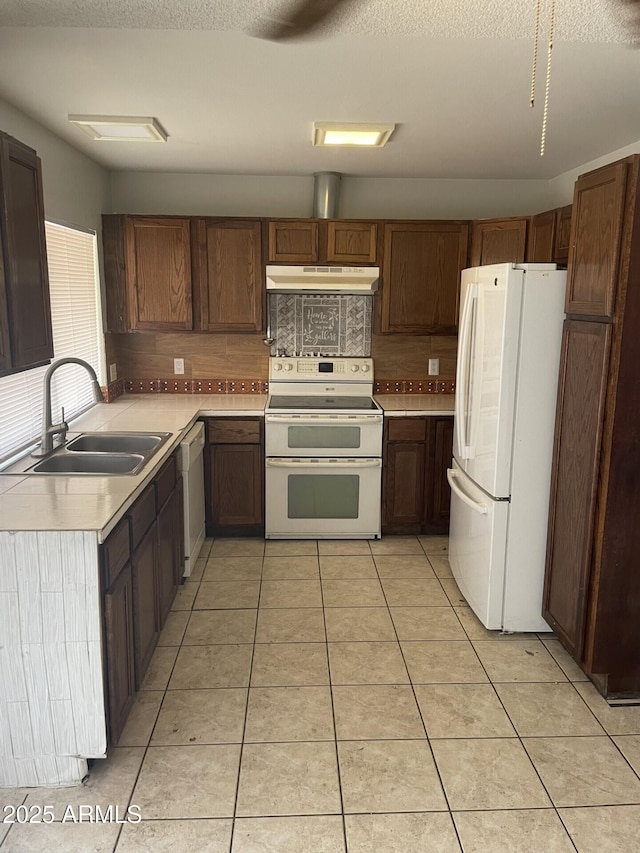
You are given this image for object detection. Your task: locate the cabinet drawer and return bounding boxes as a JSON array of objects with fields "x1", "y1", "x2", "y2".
[
  {"x1": 207, "y1": 418, "x2": 262, "y2": 444},
  {"x1": 102, "y1": 516, "x2": 131, "y2": 588},
  {"x1": 128, "y1": 485, "x2": 156, "y2": 550},
  {"x1": 155, "y1": 453, "x2": 178, "y2": 510},
  {"x1": 386, "y1": 418, "x2": 427, "y2": 442}
]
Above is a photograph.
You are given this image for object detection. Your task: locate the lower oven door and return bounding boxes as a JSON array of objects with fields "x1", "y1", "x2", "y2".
[{"x1": 265, "y1": 457, "x2": 382, "y2": 539}]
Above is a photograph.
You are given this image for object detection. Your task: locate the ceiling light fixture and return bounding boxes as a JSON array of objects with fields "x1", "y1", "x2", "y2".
[
  {"x1": 68, "y1": 115, "x2": 168, "y2": 142},
  {"x1": 313, "y1": 122, "x2": 395, "y2": 147}
]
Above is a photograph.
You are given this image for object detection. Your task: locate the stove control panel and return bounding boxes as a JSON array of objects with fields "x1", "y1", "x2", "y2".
[{"x1": 269, "y1": 357, "x2": 374, "y2": 381}]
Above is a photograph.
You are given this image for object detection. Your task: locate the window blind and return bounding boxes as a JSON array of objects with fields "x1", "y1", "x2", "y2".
[{"x1": 0, "y1": 222, "x2": 104, "y2": 465}]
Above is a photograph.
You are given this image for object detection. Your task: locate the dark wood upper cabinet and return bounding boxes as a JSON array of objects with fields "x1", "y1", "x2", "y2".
[
  {"x1": 327, "y1": 221, "x2": 377, "y2": 263},
  {"x1": 527, "y1": 209, "x2": 556, "y2": 263},
  {"x1": 554, "y1": 204, "x2": 573, "y2": 263},
  {"x1": 527, "y1": 205, "x2": 574, "y2": 265},
  {"x1": 268, "y1": 220, "x2": 318, "y2": 263},
  {"x1": 0, "y1": 131, "x2": 53, "y2": 375},
  {"x1": 193, "y1": 218, "x2": 263, "y2": 333},
  {"x1": 126, "y1": 217, "x2": 192, "y2": 331},
  {"x1": 469, "y1": 217, "x2": 528, "y2": 267},
  {"x1": 103, "y1": 215, "x2": 192, "y2": 332},
  {"x1": 267, "y1": 219, "x2": 378, "y2": 265},
  {"x1": 565, "y1": 160, "x2": 628, "y2": 319},
  {"x1": 380, "y1": 221, "x2": 468, "y2": 334}
]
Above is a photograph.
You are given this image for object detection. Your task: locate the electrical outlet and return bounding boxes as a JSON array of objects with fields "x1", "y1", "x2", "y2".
[
  {"x1": 428, "y1": 358, "x2": 440, "y2": 376},
  {"x1": 174, "y1": 358, "x2": 185, "y2": 375},
  {"x1": 109, "y1": 362, "x2": 117, "y2": 382}
]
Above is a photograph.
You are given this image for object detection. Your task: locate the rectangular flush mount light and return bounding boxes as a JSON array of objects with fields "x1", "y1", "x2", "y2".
[
  {"x1": 313, "y1": 122, "x2": 395, "y2": 147},
  {"x1": 68, "y1": 115, "x2": 168, "y2": 142}
]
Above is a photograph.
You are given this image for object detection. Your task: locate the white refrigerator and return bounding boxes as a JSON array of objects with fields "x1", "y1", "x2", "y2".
[{"x1": 448, "y1": 263, "x2": 566, "y2": 631}]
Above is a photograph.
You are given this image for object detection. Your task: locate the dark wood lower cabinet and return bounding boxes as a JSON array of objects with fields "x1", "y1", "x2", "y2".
[
  {"x1": 425, "y1": 416, "x2": 454, "y2": 532},
  {"x1": 101, "y1": 448, "x2": 185, "y2": 742},
  {"x1": 382, "y1": 416, "x2": 453, "y2": 535},
  {"x1": 157, "y1": 478, "x2": 184, "y2": 625},
  {"x1": 204, "y1": 418, "x2": 264, "y2": 537},
  {"x1": 103, "y1": 563, "x2": 135, "y2": 746},
  {"x1": 131, "y1": 520, "x2": 159, "y2": 689}
]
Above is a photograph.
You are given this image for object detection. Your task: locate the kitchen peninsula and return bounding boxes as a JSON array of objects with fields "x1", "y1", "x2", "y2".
[{"x1": 0, "y1": 391, "x2": 452, "y2": 787}]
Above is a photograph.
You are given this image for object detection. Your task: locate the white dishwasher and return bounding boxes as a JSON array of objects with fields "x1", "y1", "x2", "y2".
[{"x1": 180, "y1": 421, "x2": 206, "y2": 577}]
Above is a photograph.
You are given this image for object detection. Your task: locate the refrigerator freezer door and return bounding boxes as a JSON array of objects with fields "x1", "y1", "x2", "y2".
[
  {"x1": 447, "y1": 460, "x2": 509, "y2": 630},
  {"x1": 453, "y1": 264, "x2": 524, "y2": 498}
]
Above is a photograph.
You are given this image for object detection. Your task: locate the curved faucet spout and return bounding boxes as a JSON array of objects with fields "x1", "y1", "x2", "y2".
[{"x1": 34, "y1": 358, "x2": 104, "y2": 457}]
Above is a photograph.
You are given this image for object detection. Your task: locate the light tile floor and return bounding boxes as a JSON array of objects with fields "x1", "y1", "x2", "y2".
[{"x1": 3, "y1": 535, "x2": 640, "y2": 852}]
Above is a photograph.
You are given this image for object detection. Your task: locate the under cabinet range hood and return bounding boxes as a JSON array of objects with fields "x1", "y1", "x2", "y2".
[{"x1": 266, "y1": 265, "x2": 379, "y2": 295}]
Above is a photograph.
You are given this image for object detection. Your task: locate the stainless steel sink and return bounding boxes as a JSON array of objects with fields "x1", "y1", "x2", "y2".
[
  {"x1": 20, "y1": 431, "x2": 173, "y2": 476},
  {"x1": 66, "y1": 431, "x2": 171, "y2": 455},
  {"x1": 31, "y1": 452, "x2": 145, "y2": 475}
]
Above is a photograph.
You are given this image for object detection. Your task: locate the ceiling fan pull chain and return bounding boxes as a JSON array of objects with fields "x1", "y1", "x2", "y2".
[
  {"x1": 530, "y1": 0, "x2": 542, "y2": 107},
  {"x1": 540, "y1": 0, "x2": 556, "y2": 156}
]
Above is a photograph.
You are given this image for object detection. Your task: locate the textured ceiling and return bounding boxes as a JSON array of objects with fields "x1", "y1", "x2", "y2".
[
  {"x1": 0, "y1": 0, "x2": 637, "y2": 41},
  {"x1": 0, "y1": 0, "x2": 639, "y2": 180}
]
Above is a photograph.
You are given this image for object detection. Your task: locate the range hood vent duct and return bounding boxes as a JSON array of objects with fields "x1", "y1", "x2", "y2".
[{"x1": 312, "y1": 172, "x2": 341, "y2": 219}]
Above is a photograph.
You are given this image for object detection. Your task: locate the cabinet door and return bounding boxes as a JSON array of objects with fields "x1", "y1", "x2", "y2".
[
  {"x1": 207, "y1": 444, "x2": 263, "y2": 535},
  {"x1": 0, "y1": 133, "x2": 53, "y2": 373},
  {"x1": 327, "y1": 221, "x2": 377, "y2": 263},
  {"x1": 131, "y1": 520, "x2": 159, "y2": 688},
  {"x1": 157, "y1": 479, "x2": 184, "y2": 626},
  {"x1": 469, "y1": 218, "x2": 527, "y2": 267},
  {"x1": 126, "y1": 217, "x2": 192, "y2": 331},
  {"x1": 527, "y1": 210, "x2": 556, "y2": 262},
  {"x1": 554, "y1": 204, "x2": 572, "y2": 264},
  {"x1": 381, "y1": 222, "x2": 469, "y2": 334},
  {"x1": 424, "y1": 416, "x2": 453, "y2": 532},
  {"x1": 543, "y1": 320, "x2": 611, "y2": 658},
  {"x1": 268, "y1": 220, "x2": 318, "y2": 263},
  {"x1": 382, "y1": 441, "x2": 427, "y2": 531},
  {"x1": 104, "y1": 563, "x2": 135, "y2": 745},
  {"x1": 565, "y1": 161, "x2": 628, "y2": 318},
  {"x1": 194, "y1": 219, "x2": 263, "y2": 332}
]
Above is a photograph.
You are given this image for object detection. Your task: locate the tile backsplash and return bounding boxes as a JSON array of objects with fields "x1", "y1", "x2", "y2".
[{"x1": 269, "y1": 294, "x2": 372, "y2": 357}]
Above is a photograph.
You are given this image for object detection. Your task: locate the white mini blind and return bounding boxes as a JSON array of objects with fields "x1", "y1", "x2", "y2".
[{"x1": 0, "y1": 222, "x2": 104, "y2": 465}]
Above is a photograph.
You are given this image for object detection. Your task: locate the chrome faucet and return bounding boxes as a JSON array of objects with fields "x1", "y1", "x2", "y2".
[{"x1": 34, "y1": 357, "x2": 104, "y2": 456}]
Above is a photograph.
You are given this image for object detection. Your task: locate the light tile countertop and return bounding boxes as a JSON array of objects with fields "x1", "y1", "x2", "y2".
[
  {"x1": 376, "y1": 395, "x2": 455, "y2": 416},
  {"x1": 0, "y1": 393, "x2": 453, "y2": 537}
]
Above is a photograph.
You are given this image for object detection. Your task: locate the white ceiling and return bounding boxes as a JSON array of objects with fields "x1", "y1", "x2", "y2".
[{"x1": 1, "y1": 0, "x2": 639, "y2": 179}]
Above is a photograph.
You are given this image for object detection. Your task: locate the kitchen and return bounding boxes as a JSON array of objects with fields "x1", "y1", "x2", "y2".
[{"x1": 2, "y1": 0, "x2": 640, "y2": 850}]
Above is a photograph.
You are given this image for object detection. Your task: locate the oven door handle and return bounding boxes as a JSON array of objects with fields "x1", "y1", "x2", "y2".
[
  {"x1": 266, "y1": 458, "x2": 382, "y2": 468},
  {"x1": 265, "y1": 415, "x2": 383, "y2": 425}
]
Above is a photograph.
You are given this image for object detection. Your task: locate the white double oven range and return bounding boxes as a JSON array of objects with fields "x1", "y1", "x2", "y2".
[{"x1": 264, "y1": 357, "x2": 383, "y2": 539}]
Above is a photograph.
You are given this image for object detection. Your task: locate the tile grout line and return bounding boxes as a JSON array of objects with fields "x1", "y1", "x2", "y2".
[
  {"x1": 227, "y1": 540, "x2": 264, "y2": 853},
  {"x1": 372, "y1": 544, "x2": 465, "y2": 852},
  {"x1": 318, "y1": 544, "x2": 349, "y2": 853}
]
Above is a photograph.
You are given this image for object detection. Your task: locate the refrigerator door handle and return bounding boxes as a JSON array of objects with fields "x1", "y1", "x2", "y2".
[
  {"x1": 447, "y1": 468, "x2": 488, "y2": 515},
  {"x1": 455, "y1": 282, "x2": 477, "y2": 459}
]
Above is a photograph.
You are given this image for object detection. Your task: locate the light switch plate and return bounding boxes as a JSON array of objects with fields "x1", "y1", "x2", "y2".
[
  {"x1": 174, "y1": 358, "x2": 185, "y2": 375},
  {"x1": 109, "y1": 362, "x2": 117, "y2": 382},
  {"x1": 428, "y1": 358, "x2": 440, "y2": 375}
]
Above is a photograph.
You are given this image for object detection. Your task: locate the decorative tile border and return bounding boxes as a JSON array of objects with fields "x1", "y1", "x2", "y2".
[
  {"x1": 102, "y1": 379, "x2": 125, "y2": 402},
  {"x1": 123, "y1": 379, "x2": 269, "y2": 395},
  {"x1": 374, "y1": 380, "x2": 455, "y2": 394},
  {"x1": 113, "y1": 378, "x2": 454, "y2": 397}
]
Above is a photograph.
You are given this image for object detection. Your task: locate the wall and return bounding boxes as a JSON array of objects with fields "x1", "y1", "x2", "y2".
[
  {"x1": 548, "y1": 138, "x2": 640, "y2": 206},
  {"x1": 110, "y1": 171, "x2": 556, "y2": 220}
]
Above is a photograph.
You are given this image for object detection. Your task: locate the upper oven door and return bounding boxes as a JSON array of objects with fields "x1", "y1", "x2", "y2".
[{"x1": 265, "y1": 413, "x2": 383, "y2": 457}]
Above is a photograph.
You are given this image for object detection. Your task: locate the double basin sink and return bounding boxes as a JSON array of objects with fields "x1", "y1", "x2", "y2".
[{"x1": 27, "y1": 432, "x2": 172, "y2": 476}]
